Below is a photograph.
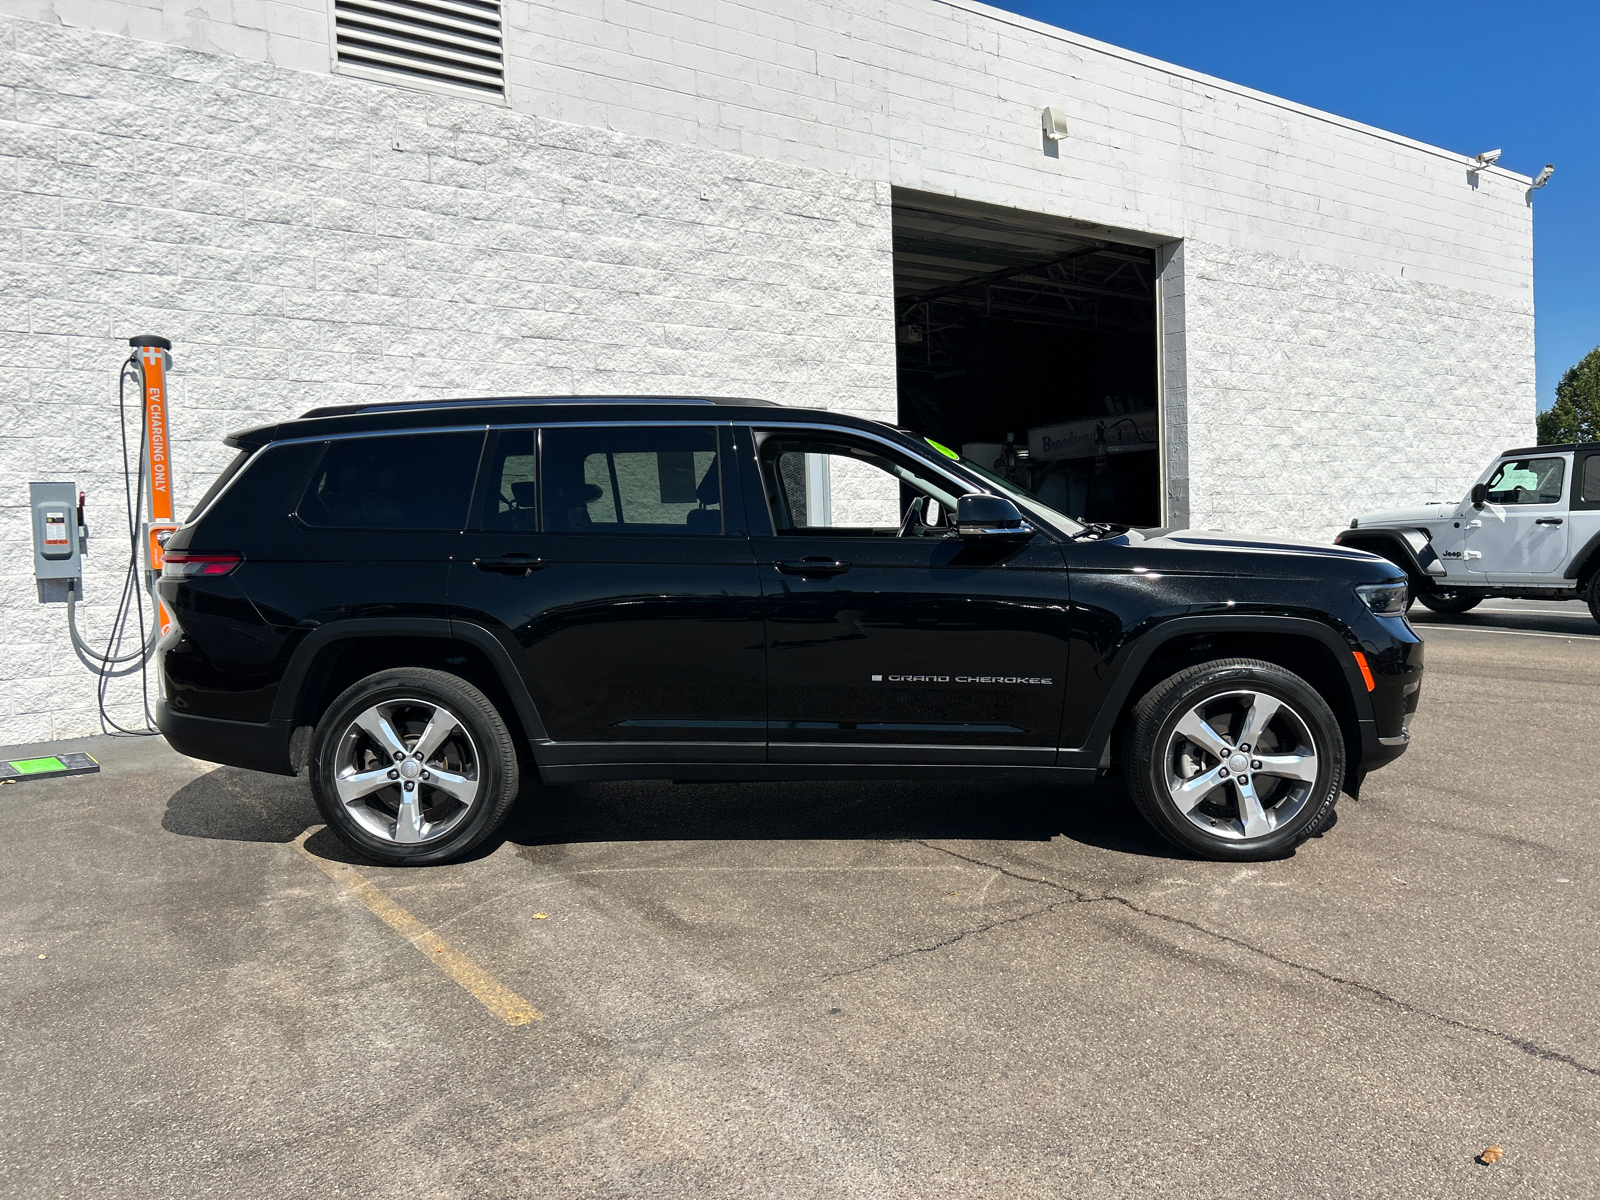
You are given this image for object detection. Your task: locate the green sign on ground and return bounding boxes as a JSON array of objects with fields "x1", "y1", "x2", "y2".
[
  {"x1": 11, "y1": 757, "x2": 66, "y2": 774},
  {"x1": 0, "y1": 753, "x2": 100, "y2": 783}
]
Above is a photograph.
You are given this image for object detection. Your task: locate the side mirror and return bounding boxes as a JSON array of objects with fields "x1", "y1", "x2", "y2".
[
  {"x1": 1470, "y1": 483, "x2": 1487, "y2": 509},
  {"x1": 956, "y1": 493, "x2": 1034, "y2": 541}
]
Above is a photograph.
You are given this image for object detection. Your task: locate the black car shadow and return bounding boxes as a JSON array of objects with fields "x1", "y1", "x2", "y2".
[
  {"x1": 163, "y1": 766, "x2": 1186, "y2": 862},
  {"x1": 163, "y1": 765, "x2": 320, "y2": 844},
  {"x1": 492, "y1": 774, "x2": 1183, "y2": 861}
]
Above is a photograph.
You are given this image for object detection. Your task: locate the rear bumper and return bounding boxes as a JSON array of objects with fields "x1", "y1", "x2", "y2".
[{"x1": 156, "y1": 701, "x2": 297, "y2": 776}]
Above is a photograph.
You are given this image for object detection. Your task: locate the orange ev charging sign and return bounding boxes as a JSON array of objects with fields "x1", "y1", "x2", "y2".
[
  {"x1": 132, "y1": 336, "x2": 177, "y2": 637},
  {"x1": 138, "y1": 343, "x2": 173, "y2": 524}
]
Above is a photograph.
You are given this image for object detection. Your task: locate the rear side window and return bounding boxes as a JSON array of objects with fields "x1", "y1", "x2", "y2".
[
  {"x1": 541, "y1": 426, "x2": 722, "y2": 534},
  {"x1": 1583, "y1": 455, "x2": 1600, "y2": 505},
  {"x1": 298, "y1": 432, "x2": 484, "y2": 530},
  {"x1": 185, "y1": 449, "x2": 255, "y2": 523},
  {"x1": 190, "y1": 441, "x2": 321, "y2": 544}
]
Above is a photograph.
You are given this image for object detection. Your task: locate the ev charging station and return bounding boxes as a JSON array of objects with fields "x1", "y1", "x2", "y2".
[{"x1": 22, "y1": 334, "x2": 180, "y2": 755}]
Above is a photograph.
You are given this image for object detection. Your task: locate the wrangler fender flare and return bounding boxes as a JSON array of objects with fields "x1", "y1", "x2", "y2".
[{"x1": 1333, "y1": 528, "x2": 1444, "y2": 581}]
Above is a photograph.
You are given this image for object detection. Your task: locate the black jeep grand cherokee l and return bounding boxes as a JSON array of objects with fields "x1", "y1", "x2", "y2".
[{"x1": 157, "y1": 397, "x2": 1422, "y2": 866}]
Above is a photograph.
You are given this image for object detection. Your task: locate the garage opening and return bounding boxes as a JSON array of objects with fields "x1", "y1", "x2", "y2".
[{"x1": 892, "y1": 193, "x2": 1162, "y2": 527}]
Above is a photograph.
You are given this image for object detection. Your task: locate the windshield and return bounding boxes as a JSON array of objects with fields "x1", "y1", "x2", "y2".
[{"x1": 921, "y1": 438, "x2": 1086, "y2": 535}]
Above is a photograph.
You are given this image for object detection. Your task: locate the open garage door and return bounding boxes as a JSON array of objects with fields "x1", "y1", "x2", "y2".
[{"x1": 893, "y1": 192, "x2": 1162, "y2": 527}]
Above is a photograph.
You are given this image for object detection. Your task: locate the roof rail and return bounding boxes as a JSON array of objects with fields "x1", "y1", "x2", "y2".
[{"x1": 298, "y1": 395, "x2": 780, "y2": 419}]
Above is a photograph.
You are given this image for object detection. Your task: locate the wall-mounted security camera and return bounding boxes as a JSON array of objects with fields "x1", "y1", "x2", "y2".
[
  {"x1": 1530, "y1": 164, "x2": 1555, "y2": 190},
  {"x1": 1471, "y1": 149, "x2": 1501, "y2": 171}
]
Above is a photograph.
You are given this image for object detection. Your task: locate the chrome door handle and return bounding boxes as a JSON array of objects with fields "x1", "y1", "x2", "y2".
[
  {"x1": 775, "y1": 558, "x2": 851, "y2": 577},
  {"x1": 1536, "y1": 517, "x2": 1564, "y2": 526},
  {"x1": 474, "y1": 554, "x2": 547, "y2": 576}
]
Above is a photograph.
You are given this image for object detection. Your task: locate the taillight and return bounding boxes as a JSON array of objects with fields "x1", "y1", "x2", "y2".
[{"x1": 162, "y1": 552, "x2": 242, "y2": 577}]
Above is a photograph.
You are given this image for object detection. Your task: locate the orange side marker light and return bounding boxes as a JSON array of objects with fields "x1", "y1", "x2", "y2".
[{"x1": 1352, "y1": 650, "x2": 1375, "y2": 692}]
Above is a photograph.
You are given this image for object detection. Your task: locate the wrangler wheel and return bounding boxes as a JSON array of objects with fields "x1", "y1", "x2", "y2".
[
  {"x1": 309, "y1": 668, "x2": 520, "y2": 866},
  {"x1": 1124, "y1": 658, "x2": 1344, "y2": 860},
  {"x1": 1415, "y1": 590, "x2": 1481, "y2": 615}
]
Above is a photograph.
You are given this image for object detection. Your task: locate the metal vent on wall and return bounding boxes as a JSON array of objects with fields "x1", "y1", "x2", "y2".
[{"x1": 334, "y1": 0, "x2": 504, "y2": 97}]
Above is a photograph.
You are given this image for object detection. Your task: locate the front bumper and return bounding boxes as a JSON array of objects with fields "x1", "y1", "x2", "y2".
[{"x1": 1356, "y1": 621, "x2": 1424, "y2": 772}]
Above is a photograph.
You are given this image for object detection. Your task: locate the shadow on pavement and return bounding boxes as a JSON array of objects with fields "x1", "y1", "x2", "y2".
[
  {"x1": 495, "y1": 775, "x2": 1182, "y2": 861},
  {"x1": 162, "y1": 767, "x2": 320, "y2": 844},
  {"x1": 1409, "y1": 606, "x2": 1597, "y2": 636},
  {"x1": 162, "y1": 766, "x2": 1186, "y2": 863}
]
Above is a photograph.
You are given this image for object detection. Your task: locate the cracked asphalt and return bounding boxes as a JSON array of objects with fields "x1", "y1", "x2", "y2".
[{"x1": 4, "y1": 601, "x2": 1599, "y2": 1198}]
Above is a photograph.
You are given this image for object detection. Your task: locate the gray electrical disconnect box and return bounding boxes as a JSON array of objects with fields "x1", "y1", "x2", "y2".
[{"x1": 31, "y1": 481, "x2": 83, "y2": 603}]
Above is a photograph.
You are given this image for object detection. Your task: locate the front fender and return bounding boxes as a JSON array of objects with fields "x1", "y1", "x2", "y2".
[{"x1": 1332, "y1": 528, "x2": 1445, "y2": 581}]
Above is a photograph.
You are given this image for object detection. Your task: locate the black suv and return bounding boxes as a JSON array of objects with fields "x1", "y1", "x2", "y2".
[{"x1": 157, "y1": 398, "x2": 1422, "y2": 865}]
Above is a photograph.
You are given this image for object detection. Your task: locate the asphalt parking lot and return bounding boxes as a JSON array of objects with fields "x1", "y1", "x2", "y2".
[{"x1": 4, "y1": 600, "x2": 1598, "y2": 1199}]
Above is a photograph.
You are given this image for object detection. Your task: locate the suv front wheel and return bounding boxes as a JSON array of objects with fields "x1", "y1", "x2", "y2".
[
  {"x1": 309, "y1": 668, "x2": 521, "y2": 866},
  {"x1": 1123, "y1": 658, "x2": 1344, "y2": 861}
]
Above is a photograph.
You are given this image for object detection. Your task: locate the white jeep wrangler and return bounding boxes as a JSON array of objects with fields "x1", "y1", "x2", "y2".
[{"x1": 1334, "y1": 441, "x2": 1600, "y2": 625}]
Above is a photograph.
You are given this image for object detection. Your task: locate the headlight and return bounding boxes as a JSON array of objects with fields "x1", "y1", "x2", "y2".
[{"x1": 1356, "y1": 581, "x2": 1408, "y2": 615}]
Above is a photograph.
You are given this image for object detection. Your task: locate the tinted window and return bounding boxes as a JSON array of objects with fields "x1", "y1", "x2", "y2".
[
  {"x1": 1584, "y1": 455, "x2": 1600, "y2": 504},
  {"x1": 1485, "y1": 456, "x2": 1564, "y2": 505},
  {"x1": 185, "y1": 449, "x2": 254, "y2": 523},
  {"x1": 758, "y1": 433, "x2": 962, "y2": 535},
  {"x1": 475, "y1": 429, "x2": 540, "y2": 531},
  {"x1": 193, "y1": 440, "x2": 321, "y2": 544},
  {"x1": 541, "y1": 426, "x2": 721, "y2": 534},
  {"x1": 298, "y1": 432, "x2": 484, "y2": 530}
]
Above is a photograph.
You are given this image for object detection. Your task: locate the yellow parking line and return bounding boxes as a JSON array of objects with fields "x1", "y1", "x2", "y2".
[{"x1": 294, "y1": 833, "x2": 543, "y2": 1027}]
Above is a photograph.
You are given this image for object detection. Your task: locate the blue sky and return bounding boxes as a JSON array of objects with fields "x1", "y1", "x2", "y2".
[{"x1": 991, "y1": 0, "x2": 1598, "y2": 410}]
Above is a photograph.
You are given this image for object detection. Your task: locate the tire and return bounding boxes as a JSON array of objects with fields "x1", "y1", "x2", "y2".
[
  {"x1": 1123, "y1": 658, "x2": 1345, "y2": 861},
  {"x1": 1415, "y1": 590, "x2": 1482, "y2": 615},
  {"x1": 309, "y1": 668, "x2": 521, "y2": 866},
  {"x1": 1587, "y1": 573, "x2": 1600, "y2": 629}
]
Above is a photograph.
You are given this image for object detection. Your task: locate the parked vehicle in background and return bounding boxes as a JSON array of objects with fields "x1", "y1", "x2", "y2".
[
  {"x1": 156, "y1": 398, "x2": 1422, "y2": 867},
  {"x1": 1335, "y1": 443, "x2": 1600, "y2": 625}
]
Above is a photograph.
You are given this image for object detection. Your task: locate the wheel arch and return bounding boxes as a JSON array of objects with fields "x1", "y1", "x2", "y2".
[
  {"x1": 1563, "y1": 528, "x2": 1600, "y2": 585},
  {"x1": 271, "y1": 619, "x2": 548, "y2": 771},
  {"x1": 1333, "y1": 528, "x2": 1443, "y2": 586},
  {"x1": 1076, "y1": 616, "x2": 1371, "y2": 783}
]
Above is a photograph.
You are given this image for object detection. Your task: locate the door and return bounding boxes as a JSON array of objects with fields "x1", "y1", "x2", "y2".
[
  {"x1": 744, "y1": 427, "x2": 1072, "y2": 766},
  {"x1": 1465, "y1": 455, "x2": 1571, "y2": 580},
  {"x1": 449, "y1": 424, "x2": 765, "y2": 764},
  {"x1": 1571, "y1": 451, "x2": 1600, "y2": 583},
  {"x1": 249, "y1": 428, "x2": 484, "y2": 631}
]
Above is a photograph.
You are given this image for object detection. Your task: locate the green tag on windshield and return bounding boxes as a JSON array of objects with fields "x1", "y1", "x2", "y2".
[{"x1": 925, "y1": 438, "x2": 960, "y2": 460}]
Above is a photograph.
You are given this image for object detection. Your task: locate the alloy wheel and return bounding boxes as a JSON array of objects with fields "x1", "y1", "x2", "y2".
[
  {"x1": 1163, "y1": 688, "x2": 1320, "y2": 841},
  {"x1": 331, "y1": 698, "x2": 481, "y2": 845}
]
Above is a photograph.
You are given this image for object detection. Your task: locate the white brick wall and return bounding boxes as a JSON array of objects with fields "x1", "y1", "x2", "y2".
[
  {"x1": 0, "y1": 0, "x2": 1538, "y2": 741},
  {"x1": 4, "y1": 0, "x2": 1537, "y2": 296},
  {"x1": 0, "y1": 14, "x2": 896, "y2": 742},
  {"x1": 1182, "y1": 240, "x2": 1534, "y2": 538}
]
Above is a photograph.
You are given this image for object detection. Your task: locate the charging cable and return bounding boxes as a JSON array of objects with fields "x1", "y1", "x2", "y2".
[{"x1": 65, "y1": 352, "x2": 162, "y2": 735}]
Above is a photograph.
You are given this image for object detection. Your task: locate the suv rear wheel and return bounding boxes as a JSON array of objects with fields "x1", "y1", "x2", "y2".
[
  {"x1": 1123, "y1": 658, "x2": 1344, "y2": 861},
  {"x1": 309, "y1": 668, "x2": 521, "y2": 866}
]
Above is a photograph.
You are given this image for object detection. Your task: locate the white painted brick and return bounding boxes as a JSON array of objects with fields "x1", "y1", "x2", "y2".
[
  {"x1": 0, "y1": 14, "x2": 903, "y2": 741},
  {"x1": 0, "y1": 3, "x2": 1537, "y2": 741}
]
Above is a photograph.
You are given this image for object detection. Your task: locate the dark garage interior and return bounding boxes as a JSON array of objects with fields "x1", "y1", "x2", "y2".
[{"x1": 892, "y1": 192, "x2": 1162, "y2": 527}]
